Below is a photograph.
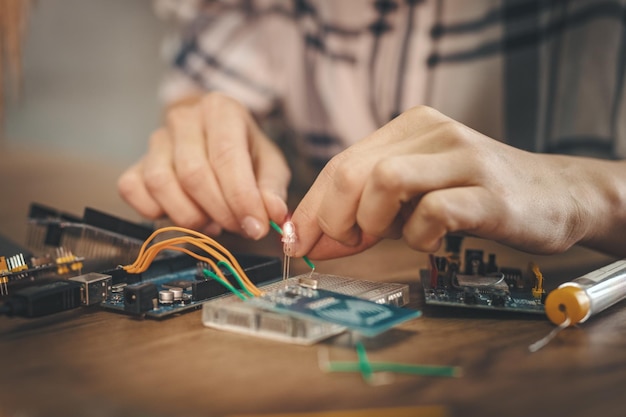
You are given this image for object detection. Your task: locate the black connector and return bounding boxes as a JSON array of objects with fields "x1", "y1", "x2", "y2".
[
  {"x1": 1, "y1": 279, "x2": 82, "y2": 318},
  {"x1": 124, "y1": 283, "x2": 158, "y2": 314},
  {"x1": 83, "y1": 207, "x2": 154, "y2": 241}
]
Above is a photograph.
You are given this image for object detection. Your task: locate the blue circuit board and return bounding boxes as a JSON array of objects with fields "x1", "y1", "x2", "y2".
[
  {"x1": 246, "y1": 284, "x2": 421, "y2": 337},
  {"x1": 420, "y1": 269, "x2": 546, "y2": 314},
  {"x1": 101, "y1": 268, "x2": 207, "y2": 318},
  {"x1": 100, "y1": 253, "x2": 282, "y2": 319}
]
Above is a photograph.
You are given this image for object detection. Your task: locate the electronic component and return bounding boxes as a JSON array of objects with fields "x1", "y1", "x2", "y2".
[
  {"x1": 248, "y1": 285, "x2": 420, "y2": 337},
  {"x1": 281, "y1": 221, "x2": 296, "y2": 281},
  {"x1": 163, "y1": 278, "x2": 224, "y2": 302},
  {"x1": 202, "y1": 274, "x2": 414, "y2": 344},
  {"x1": 298, "y1": 276, "x2": 318, "y2": 289},
  {"x1": 0, "y1": 249, "x2": 85, "y2": 295},
  {"x1": 269, "y1": 220, "x2": 316, "y2": 282},
  {"x1": 124, "y1": 283, "x2": 159, "y2": 314},
  {"x1": 1, "y1": 206, "x2": 285, "y2": 320},
  {"x1": 26, "y1": 203, "x2": 151, "y2": 266},
  {"x1": 7, "y1": 205, "x2": 419, "y2": 337},
  {"x1": 159, "y1": 289, "x2": 174, "y2": 305},
  {"x1": 0, "y1": 279, "x2": 82, "y2": 317},
  {"x1": 54, "y1": 247, "x2": 83, "y2": 275},
  {"x1": 530, "y1": 262, "x2": 546, "y2": 299},
  {"x1": 169, "y1": 287, "x2": 183, "y2": 302},
  {"x1": 422, "y1": 236, "x2": 545, "y2": 314},
  {"x1": 100, "y1": 253, "x2": 282, "y2": 318},
  {"x1": 68, "y1": 272, "x2": 112, "y2": 306}
]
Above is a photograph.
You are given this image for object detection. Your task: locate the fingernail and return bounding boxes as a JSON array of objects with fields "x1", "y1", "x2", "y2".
[
  {"x1": 261, "y1": 190, "x2": 289, "y2": 222},
  {"x1": 272, "y1": 193, "x2": 289, "y2": 221},
  {"x1": 242, "y1": 216, "x2": 264, "y2": 240}
]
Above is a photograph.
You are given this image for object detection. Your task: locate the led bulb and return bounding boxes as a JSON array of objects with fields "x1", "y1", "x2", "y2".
[{"x1": 281, "y1": 221, "x2": 296, "y2": 254}]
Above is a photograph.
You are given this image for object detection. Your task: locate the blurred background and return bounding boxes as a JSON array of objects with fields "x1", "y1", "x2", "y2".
[{"x1": 4, "y1": 0, "x2": 168, "y2": 165}]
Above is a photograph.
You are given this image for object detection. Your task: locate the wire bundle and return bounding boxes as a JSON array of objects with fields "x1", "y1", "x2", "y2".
[{"x1": 123, "y1": 226, "x2": 262, "y2": 300}]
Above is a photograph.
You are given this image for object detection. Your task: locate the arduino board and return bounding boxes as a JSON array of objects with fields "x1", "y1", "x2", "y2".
[{"x1": 99, "y1": 253, "x2": 282, "y2": 318}]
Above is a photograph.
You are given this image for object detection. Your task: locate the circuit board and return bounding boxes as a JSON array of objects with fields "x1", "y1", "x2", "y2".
[
  {"x1": 99, "y1": 253, "x2": 282, "y2": 318},
  {"x1": 422, "y1": 242, "x2": 546, "y2": 314},
  {"x1": 0, "y1": 249, "x2": 84, "y2": 295},
  {"x1": 4, "y1": 203, "x2": 418, "y2": 337},
  {"x1": 27, "y1": 203, "x2": 151, "y2": 266},
  {"x1": 248, "y1": 285, "x2": 421, "y2": 336},
  {"x1": 0, "y1": 203, "x2": 283, "y2": 319},
  {"x1": 203, "y1": 274, "x2": 417, "y2": 344}
]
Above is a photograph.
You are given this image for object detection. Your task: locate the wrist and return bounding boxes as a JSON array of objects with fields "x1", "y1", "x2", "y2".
[{"x1": 567, "y1": 157, "x2": 626, "y2": 256}]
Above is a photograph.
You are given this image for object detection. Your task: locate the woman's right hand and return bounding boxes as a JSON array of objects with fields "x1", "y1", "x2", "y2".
[{"x1": 118, "y1": 92, "x2": 291, "y2": 240}]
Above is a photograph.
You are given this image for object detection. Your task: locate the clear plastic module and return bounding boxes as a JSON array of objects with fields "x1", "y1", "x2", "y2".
[{"x1": 201, "y1": 273, "x2": 410, "y2": 345}]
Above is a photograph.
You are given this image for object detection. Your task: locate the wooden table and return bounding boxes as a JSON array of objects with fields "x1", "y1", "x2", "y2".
[{"x1": 0, "y1": 145, "x2": 623, "y2": 417}]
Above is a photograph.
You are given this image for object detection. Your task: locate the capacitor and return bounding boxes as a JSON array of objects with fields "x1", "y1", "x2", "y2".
[
  {"x1": 159, "y1": 289, "x2": 174, "y2": 305},
  {"x1": 545, "y1": 260, "x2": 626, "y2": 326},
  {"x1": 169, "y1": 287, "x2": 183, "y2": 302}
]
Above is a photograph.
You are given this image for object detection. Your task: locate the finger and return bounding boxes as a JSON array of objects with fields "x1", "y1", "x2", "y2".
[
  {"x1": 253, "y1": 131, "x2": 291, "y2": 223},
  {"x1": 168, "y1": 105, "x2": 240, "y2": 232},
  {"x1": 290, "y1": 107, "x2": 452, "y2": 256},
  {"x1": 118, "y1": 159, "x2": 165, "y2": 220},
  {"x1": 203, "y1": 94, "x2": 270, "y2": 240},
  {"x1": 261, "y1": 189, "x2": 289, "y2": 225},
  {"x1": 305, "y1": 110, "x2": 459, "y2": 248},
  {"x1": 290, "y1": 151, "x2": 353, "y2": 257},
  {"x1": 202, "y1": 221, "x2": 223, "y2": 237},
  {"x1": 356, "y1": 152, "x2": 478, "y2": 238},
  {"x1": 402, "y1": 186, "x2": 501, "y2": 252},
  {"x1": 142, "y1": 129, "x2": 210, "y2": 229},
  {"x1": 305, "y1": 232, "x2": 381, "y2": 260},
  {"x1": 356, "y1": 105, "x2": 451, "y2": 149},
  {"x1": 314, "y1": 152, "x2": 374, "y2": 246},
  {"x1": 377, "y1": 207, "x2": 408, "y2": 240}
]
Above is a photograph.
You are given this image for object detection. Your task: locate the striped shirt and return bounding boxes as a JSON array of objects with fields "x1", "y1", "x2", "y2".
[{"x1": 159, "y1": 0, "x2": 626, "y2": 164}]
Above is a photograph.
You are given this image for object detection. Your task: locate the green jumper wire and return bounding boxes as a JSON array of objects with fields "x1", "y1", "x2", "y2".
[
  {"x1": 323, "y1": 342, "x2": 462, "y2": 382},
  {"x1": 201, "y1": 221, "x2": 315, "y2": 301},
  {"x1": 202, "y1": 268, "x2": 248, "y2": 301}
]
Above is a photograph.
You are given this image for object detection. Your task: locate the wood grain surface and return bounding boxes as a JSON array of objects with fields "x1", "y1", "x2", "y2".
[{"x1": 0, "y1": 145, "x2": 623, "y2": 417}]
